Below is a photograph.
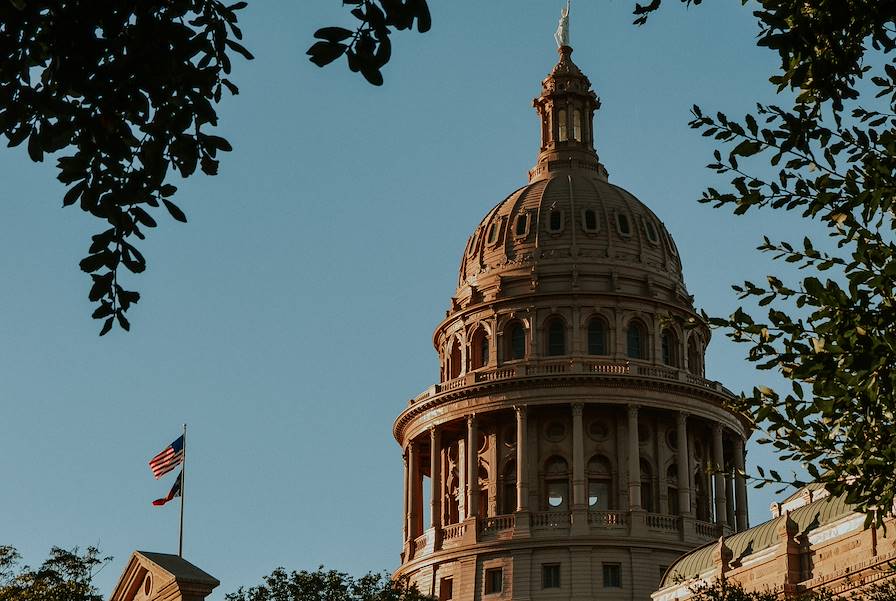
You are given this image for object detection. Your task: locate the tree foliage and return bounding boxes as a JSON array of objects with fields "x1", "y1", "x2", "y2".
[
  {"x1": 0, "y1": 1, "x2": 252, "y2": 334},
  {"x1": 687, "y1": 578, "x2": 896, "y2": 601},
  {"x1": 634, "y1": 1, "x2": 896, "y2": 523},
  {"x1": 0, "y1": 545, "x2": 110, "y2": 601},
  {"x1": 225, "y1": 567, "x2": 434, "y2": 601}
]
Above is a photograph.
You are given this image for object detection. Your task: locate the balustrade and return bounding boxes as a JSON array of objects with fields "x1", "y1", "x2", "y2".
[
  {"x1": 531, "y1": 511, "x2": 571, "y2": 528},
  {"x1": 696, "y1": 520, "x2": 721, "y2": 538},
  {"x1": 646, "y1": 513, "x2": 679, "y2": 531},
  {"x1": 588, "y1": 510, "x2": 627, "y2": 527},
  {"x1": 441, "y1": 522, "x2": 466, "y2": 541},
  {"x1": 480, "y1": 514, "x2": 515, "y2": 533}
]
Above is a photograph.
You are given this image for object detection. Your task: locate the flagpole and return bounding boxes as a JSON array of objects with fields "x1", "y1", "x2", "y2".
[{"x1": 179, "y1": 423, "x2": 186, "y2": 558}]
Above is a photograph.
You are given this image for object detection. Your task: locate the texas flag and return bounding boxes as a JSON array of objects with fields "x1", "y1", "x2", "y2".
[{"x1": 152, "y1": 471, "x2": 182, "y2": 506}]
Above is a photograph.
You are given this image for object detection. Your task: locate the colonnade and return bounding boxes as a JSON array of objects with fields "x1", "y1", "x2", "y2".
[{"x1": 401, "y1": 405, "x2": 749, "y2": 548}]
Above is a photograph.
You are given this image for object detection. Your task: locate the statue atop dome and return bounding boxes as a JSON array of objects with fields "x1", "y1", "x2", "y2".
[{"x1": 554, "y1": 0, "x2": 571, "y2": 48}]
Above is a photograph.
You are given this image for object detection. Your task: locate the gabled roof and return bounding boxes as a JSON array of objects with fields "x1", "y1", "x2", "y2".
[{"x1": 108, "y1": 550, "x2": 219, "y2": 601}]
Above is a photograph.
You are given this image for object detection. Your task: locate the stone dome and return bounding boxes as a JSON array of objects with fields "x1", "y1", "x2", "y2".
[{"x1": 457, "y1": 173, "x2": 686, "y2": 299}]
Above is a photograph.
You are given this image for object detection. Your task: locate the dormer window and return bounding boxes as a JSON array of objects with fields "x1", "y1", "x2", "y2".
[
  {"x1": 487, "y1": 221, "x2": 501, "y2": 245},
  {"x1": 515, "y1": 213, "x2": 530, "y2": 238},
  {"x1": 548, "y1": 209, "x2": 563, "y2": 233},
  {"x1": 643, "y1": 217, "x2": 659, "y2": 244},
  {"x1": 558, "y1": 109, "x2": 568, "y2": 142},
  {"x1": 582, "y1": 208, "x2": 599, "y2": 233},
  {"x1": 615, "y1": 212, "x2": 631, "y2": 237},
  {"x1": 573, "y1": 110, "x2": 582, "y2": 142}
]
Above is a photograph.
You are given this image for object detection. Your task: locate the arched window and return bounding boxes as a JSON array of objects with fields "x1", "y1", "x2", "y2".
[
  {"x1": 544, "y1": 456, "x2": 569, "y2": 511},
  {"x1": 448, "y1": 339, "x2": 462, "y2": 379},
  {"x1": 661, "y1": 329, "x2": 678, "y2": 367},
  {"x1": 587, "y1": 317, "x2": 606, "y2": 355},
  {"x1": 582, "y1": 208, "x2": 599, "y2": 232},
  {"x1": 667, "y1": 464, "x2": 679, "y2": 515},
  {"x1": 587, "y1": 455, "x2": 614, "y2": 510},
  {"x1": 573, "y1": 109, "x2": 582, "y2": 141},
  {"x1": 507, "y1": 322, "x2": 526, "y2": 360},
  {"x1": 558, "y1": 109, "x2": 568, "y2": 142},
  {"x1": 687, "y1": 336, "x2": 702, "y2": 376},
  {"x1": 502, "y1": 461, "x2": 517, "y2": 515},
  {"x1": 640, "y1": 459, "x2": 655, "y2": 513},
  {"x1": 546, "y1": 318, "x2": 566, "y2": 356},
  {"x1": 626, "y1": 320, "x2": 646, "y2": 360},
  {"x1": 471, "y1": 328, "x2": 489, "y2": 370},
  {"x1": 616, "y1": 213, "x2": 631, "y2": 236}
]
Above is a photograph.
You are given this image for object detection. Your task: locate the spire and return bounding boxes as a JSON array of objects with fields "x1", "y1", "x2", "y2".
[{"x1": 529, "y1": 23, "x2": 606, "y2": 182}]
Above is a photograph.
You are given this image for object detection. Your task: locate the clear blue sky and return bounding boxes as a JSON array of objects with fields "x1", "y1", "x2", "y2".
[{"x1": 1, "y1": 1, "x2": 808, "y2": 597}]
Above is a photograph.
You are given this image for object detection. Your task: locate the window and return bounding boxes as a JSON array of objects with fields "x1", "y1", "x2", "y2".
[
  {"x1": 643, "y1": 218, "x2": 659, "y2": 244},
  {"x1": 485, "y1": 568, "x2": 503, "y2": 595},
  {"x1": 616, "y1": 212, "x2": 631, "y2": 236},
  {"x1": 546, "y1": 318, "x2": 565, "y2": 356},
  {"x1": 471, "y1": 328, "x2": 489, "y2": 369},
  {"x1": 640, "y1": 459, "x2": 655, "y2": 513},
  {"x1": 626, "y1": 321, "x2": 646, "y2": 359},
  {"x1": 582, "y1": 208, "x2": 599, "y2": 232},
  {"x1": 602, "y1": 564, "x2": 622, "y2": 588},
  {"x1": 587, "y1": 455, "x2": 613, "y2": 510},
  {"x1": 573, "y1": 110, "x2": 582, "y2": 141},
  {"x1": 587, "y1": 318, "x2": 606, "y2": 355},
  {"x1": 502, "y1": 461, "x2": 517, "y2": 514},
  {"x1": 439, "y1": 578, "x2": 453, "y2": 601},
  {"x1": 487, "y1": 221, "x2": 500, "y2": 245},
  {"x1": 661, "y1": 329, "x2": 678, "y2": 367},
  {"x1": 667, "y1": 464, "x2": 680, "y2": 515},
  {"x1": 548, "y1": 209, "x2": 563, "y2": 232},
  {"x1": 687, "y1": 336, "x2": 702, "y2": 376},
  {"x1": 558, "y1": 109, "x2": 568, "y2": 141},
  {"x1": 545, "y1": 456, "x2": 569, "y2": 510},
  {"x1": 447, "y1": 339, "x2": 462, "y2": 379},
  {"x1": 515, "y1": 214, "x2": 528, "y2": 237},
  {"x1": 542, "y1": 564, "x2": 561, "y2": 589},
  {"x1": 507, "y1": 322, "x2": 526, "y2": 360}
]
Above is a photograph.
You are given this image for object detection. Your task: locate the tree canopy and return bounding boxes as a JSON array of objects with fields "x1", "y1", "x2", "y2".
[
  {"x1": 225, "y1": 567, "x2": 433, "y2": 601},
  {"x1": 0, "y1": 546, "x2": 110, "y2": 601}
]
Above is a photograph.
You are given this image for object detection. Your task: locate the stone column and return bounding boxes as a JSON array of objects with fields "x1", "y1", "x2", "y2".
[
  {"x1": 712, "y1": 424, "x2": 727, "y2": 526},
  {"x1": 402, "y1": 451, "x2": 410, "y2": 543},
  {"x1": 572, "y1": 403, "x2": 585, "y2": 507},
  {"x1": 466, "y1": 414, "x2": 479, "y2": 519},
  {"x1": 627, "y1": 405, "x2": 642, "y2": 510},
  {"x1": 430, "y1": 427, "x2": 442, "y2": 532},
  {"x1": 407, "y1": 441, "x2": 421, "y2": 540},
  {"x1": 676, "y1": 413, "x2": 691, "y2": 516},
  {"x1": 734, "y1": 436, "x2": 749, "y2": 530},
  {"x1": 725, "y1": 471, "x2": 736, "y2": 528},
  {"x1": 516, "y1": 406, "x2": 528, "y2": 511}
]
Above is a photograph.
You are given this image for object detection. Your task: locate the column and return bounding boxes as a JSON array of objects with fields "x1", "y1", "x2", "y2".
[
  {"x1": 572, "y1": 403, "x2": 585, "y2": 508},
  {"x1": 627, "y1": 405, "x2": 642, "y2": 510},
  {"x1": 676, "y1": 413, "x2": 691, "y2": 515},
  {"x1": 430, "y1": 427, "x2": 442, "y2": 531},
  {"x1": 734, "y1": 436, "x2": 749, "y2": 530},
  {"x1": 402, "y1": 451, "x2": 410, "y2": 542},
  {"x1": 516, "y1": 406, "x2": 528, "y2": 511},
  {"x1": 712, "y1": 424, "x2": 727, "y2": 526},
  {"x1": 466, "y1": 414, "x2": 479, "y2": 519},
  {"x1": 407, "y1": 441, "x2": 421, "y2": 540},
  {"x1": 725, "y1": 471, "x2": 736, "y2": 528}
]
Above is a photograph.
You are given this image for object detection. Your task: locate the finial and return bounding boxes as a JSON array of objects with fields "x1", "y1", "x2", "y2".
[{"x1": 554, "y1": 0, "x2": 571, "y2": 49}]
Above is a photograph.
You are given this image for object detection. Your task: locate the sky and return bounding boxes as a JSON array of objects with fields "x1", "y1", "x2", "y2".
[{"x1": 0, "y1": 1, "x2": 812, "y2": 597}]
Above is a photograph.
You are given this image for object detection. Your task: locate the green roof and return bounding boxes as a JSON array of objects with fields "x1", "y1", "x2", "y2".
[{"x1": 661, "y1": 494, "x2": 856, "y2": 587}]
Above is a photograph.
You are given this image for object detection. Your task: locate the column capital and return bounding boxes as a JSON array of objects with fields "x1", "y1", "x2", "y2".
[
  {"x1": 676, "y1": 411, "x2": 689, "y2": 426},
  {"x1": 627, "y1": 404, "x2": 639, "y2": 417},
  {"x1": 572, "y1": 402, "x2": 584, "y2": 416},
  {"x1": 467, "y1": 413, "x2": 477, "y2": 424},
  {"x1": 713, "y1": 422, "x2": 724, "y2": 435},
  {"x1": 514, "y1": 404, "x2": 527, "y2": 416}
]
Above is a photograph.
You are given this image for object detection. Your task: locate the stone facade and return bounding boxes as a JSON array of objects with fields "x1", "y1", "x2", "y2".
[
  {"x1": 653, "y1": 487, "x2": 896, "y2": 599},
  {"x1": 109, "y1": 551, "x2": 218, "y2": 601},
  {"x1": 392, "y1": 45, "x2": 752, "y2": 601}
]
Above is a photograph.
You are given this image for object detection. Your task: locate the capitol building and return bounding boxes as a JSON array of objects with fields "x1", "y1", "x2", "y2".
[{"x1": 391, "y1": 39, "x2": 752, "y2": 601}]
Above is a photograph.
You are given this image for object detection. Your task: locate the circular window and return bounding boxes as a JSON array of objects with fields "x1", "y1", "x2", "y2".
[
  {"x1": 638, "y1": 422, "x2": 650, "y2": 444},
  {"x1": 666, "y1": 429, "x2": 678, "y2": 450},
  {"x1": 503, "y1": 425, "x2": 516, "y2": 447},
  {"x1": 143, "y1": 574, "x2": 152, "y2": 597},
  {"x1": 588, "y1": 420, "x2": 609, "y2": 441},
  {"x1": 545, "y1": 421, "x2": 566, "y2": 442}
]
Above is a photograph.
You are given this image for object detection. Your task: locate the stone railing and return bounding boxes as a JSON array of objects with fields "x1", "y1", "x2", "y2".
[
  {"x1": 588, "y1": 510, "x2": 627, "y2": 527},
  {"x1": 695, "y1": 520, "x2": 721, "y2": 538},
  {"x1": 441, "y1": 522, "x2": 466, "y2": 541},
  {"x1": 480, "y1": 514, "x2": 515, "y2": 533},
  {"x1": 647, "y1": 513, "x2": 679, "y2": 531},
  {"x1": 531, "y1": 511, "x2": 571, "y2": 528},
  {"x1": 413, "y1": 531, "x2": 430, "y2": 554},
  {"x1": 410, "y1": 358, "x2": 731, "y2": 405}
]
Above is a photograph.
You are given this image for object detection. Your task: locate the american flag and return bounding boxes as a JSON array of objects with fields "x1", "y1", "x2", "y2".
[{"x1": 148, "y1": 434, "x2": 184, "y2": 479}]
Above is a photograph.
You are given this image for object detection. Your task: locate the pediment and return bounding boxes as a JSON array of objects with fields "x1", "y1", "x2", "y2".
[{"x1": 109, "y1": 551, "x2": 219, "y2": 601}]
